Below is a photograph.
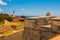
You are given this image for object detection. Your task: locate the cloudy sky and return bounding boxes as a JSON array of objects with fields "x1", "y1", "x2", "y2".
[{"x1": 0, "y1": 0, "x2": 60, "y2": 16}]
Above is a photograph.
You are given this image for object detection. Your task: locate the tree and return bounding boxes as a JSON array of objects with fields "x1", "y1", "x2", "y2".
[
  {"x1": 0, "y1": 19, "x2": 4, "y2": 24},
  {"x1": 6, "y1": 16, "x2": 13, "y2": 22},
  {"x1": 20, "y1": 15, "x2": 26, "y2": 18},
  {"x1": 3, "y1": 13, "x2": 9, "y2": 16},
  {"x1": 0, "y1": 13, "x2": 13, "y2": 22}
]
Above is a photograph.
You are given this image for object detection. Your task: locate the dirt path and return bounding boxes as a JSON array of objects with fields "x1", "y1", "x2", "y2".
[{"x1": 49, "y1": 34, "x2": 60, "y2": 40}]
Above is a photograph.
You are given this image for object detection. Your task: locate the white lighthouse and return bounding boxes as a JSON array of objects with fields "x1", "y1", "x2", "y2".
[{"x1": 12, "y1": 11, "x2": 15, "y2": 17}]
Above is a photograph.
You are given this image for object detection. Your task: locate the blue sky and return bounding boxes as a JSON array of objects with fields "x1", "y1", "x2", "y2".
[{"x1": 0, "y1": 0, "x2": 60, "y2": 16}]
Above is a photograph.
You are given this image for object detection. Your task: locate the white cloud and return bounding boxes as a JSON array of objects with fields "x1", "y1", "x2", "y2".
[
  {"x1": 0, "y1": 8, "x2": 2, "y2": 11},
  {"x1": 0, "y1": 0, "x2": 7, "y2": 5}
]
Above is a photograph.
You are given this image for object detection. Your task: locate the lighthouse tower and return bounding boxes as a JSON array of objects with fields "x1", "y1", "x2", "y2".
[{"x1": 12, "y1": 11, "x2": 15, "y2": 17}]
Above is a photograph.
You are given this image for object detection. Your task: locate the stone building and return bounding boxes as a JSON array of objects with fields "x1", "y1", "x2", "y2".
[{"x1": 46, "y1": 12, "x2": 51, "y2": 16}]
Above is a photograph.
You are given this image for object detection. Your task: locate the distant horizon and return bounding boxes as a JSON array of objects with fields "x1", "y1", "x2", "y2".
[
  {"x1": 0, "y1": 12, "x2": 60, "y2": 16},
  {"x1": 0, "y1": 0, "x2": 60, "y2": 16}
]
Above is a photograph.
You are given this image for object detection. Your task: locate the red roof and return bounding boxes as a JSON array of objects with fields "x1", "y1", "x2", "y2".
[
  {"x1": 13, "y1": 17, "x2": 24, "y2": 21},
  {"x1": 19, "y1": 18, "x2": 24, "y2": 20}
]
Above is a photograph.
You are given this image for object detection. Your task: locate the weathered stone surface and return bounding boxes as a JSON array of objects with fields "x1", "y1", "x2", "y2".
[
  {"x1": 0, "y1": 36, "x2": 3, "y2": 40},
  {"x1": 22, "y1": 27, "x2": 40, "y2": 40},
  {"x1": 51, "y1": 18, "x2": 60, "y2": 33},
  {"x1": 22, "y1": 27, "x2": 59, "y2": 40},
  {"x1": 22, "y1": 17, "x2": 60, "y2": 40},
  {"x1": 39, "y1": 27, "x2": 57, "y2": 40},
  {"x1": 24, "y1": 19, "x2": 36, "y2": 28},
  {"x1": 24, "y1": 17, "x2": 53, "y2": 29}
]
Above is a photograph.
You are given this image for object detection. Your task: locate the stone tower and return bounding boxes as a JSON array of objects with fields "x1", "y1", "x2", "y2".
[{"x1": 46, "y1": 12, "x2": 51, "y2": 16}]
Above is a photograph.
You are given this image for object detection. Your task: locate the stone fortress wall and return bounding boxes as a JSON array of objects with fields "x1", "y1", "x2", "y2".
[{"x1": 22, "y1": 16, "x2": 60, "y2": 40}]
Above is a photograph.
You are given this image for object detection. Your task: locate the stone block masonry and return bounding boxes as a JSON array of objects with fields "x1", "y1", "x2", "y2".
[
  {"x1": 22, "y1": 27, "x2": 60, "y2": 40},
  {"x1": 22, "y1": 16, "x2": 60, "y2": 40}
]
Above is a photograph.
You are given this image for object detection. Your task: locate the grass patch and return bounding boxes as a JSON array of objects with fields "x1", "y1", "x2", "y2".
[
  {"x1": 10, "y1": 21, "x2": 24, "y2": 26},
  {"x1": 0, "y1": 23, "x2": 4, "y2": 28}
]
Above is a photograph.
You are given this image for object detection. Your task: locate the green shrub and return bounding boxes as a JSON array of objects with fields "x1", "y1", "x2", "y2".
[
  {"x1": 20, "y1": 15, "x2": 26, "y2": 18},
  {"x1": 0, "y1": 19, "x2": 4, "y2": 24},
  {"x1": 11, "y1": 25, "x2": 17, "y2": 30}
]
